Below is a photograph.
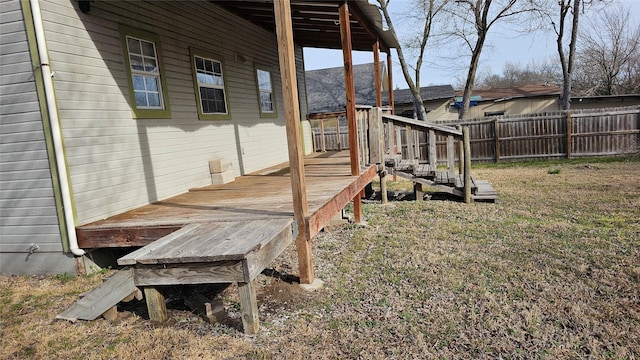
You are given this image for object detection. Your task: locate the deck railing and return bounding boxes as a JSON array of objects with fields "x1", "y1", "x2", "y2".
[
  {"x1": 309, "y1": 106, "x2": 473, "y2": 202},
  {"x1": 377, "y1": 112, "x2": 472, "y2": 203}
]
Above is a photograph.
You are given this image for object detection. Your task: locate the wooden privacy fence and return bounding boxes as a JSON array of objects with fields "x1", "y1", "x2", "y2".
[
  {"x1": 311, "y1": 106, "x2": 639, "y2": 162},
  {"x1": 440, "y1": 106, "x2": 639, "y2": 162}
]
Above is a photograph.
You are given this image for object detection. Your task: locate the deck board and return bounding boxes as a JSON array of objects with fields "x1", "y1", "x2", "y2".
[{"x1": 78, "y1": 151, "x2": 376, "y2": 248}]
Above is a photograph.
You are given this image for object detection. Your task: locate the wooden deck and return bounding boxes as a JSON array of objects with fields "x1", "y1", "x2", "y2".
[
  {"x1": 64, "y1": 151, "x2": 377, "y2": 334},
  {"x1": 76, "y1": 151, "x2": 377, "y2": 249}
]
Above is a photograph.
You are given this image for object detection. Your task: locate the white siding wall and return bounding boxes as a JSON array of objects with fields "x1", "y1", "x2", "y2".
[
  {"x1": 40, "y1": 0, "x2": 303, "y2": 224},
  {"x1": 295, "y1": 45, "x2": 312, "y2": 155},
  {"x1": 0, "y1": 0, "x2": 75, "y2": 274}
]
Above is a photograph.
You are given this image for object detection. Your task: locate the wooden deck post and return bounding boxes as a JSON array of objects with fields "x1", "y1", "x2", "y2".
[
  {"x1": 144, "y1": 287, "x2": 168, "y2": 323},
  {"x1": 457, "y1": 125, "x2": 464, "y2": 175},
  {"x1": 463, "y1": 127, "x2": 472, "y2": 204},
  {"x1": 374, "y1": 41, "x2": 382, "y2": 107},
  {"x1": 274, "y1": 0, "x2": 313, "y2": 284},
  {"x1": 414, "y1": 183, "x2": 424, "y2": 201},
  {"x1": 339, "y1": 2, "x2": 363, "y2": 224},
  {"x1": 238, "y1": 281, "x2": 259, "y2": 335},
  {"x1": 387, "y1": 52, "x2": 394, "y2": 114}
]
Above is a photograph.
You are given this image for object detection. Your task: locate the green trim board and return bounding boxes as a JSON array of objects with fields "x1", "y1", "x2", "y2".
[
  {"x1": 119, "y1": 25, "x2": 171, "y2": 119},
  {"x1": 254, "y1": 64, "x2": 278, "y2": 119},
  {"x1": 20, "y1": 0, "x2": 71, "y2": 252},
  {"x1": 189, "y1": 47, "x2": 232, "y2": 121}
]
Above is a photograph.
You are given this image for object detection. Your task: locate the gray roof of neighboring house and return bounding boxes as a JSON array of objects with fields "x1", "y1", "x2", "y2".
[
  {"x1": 454, "y1": 83, "x2": 562, "y2": 101},
  {"x1": 387, "y1": 85, "x2": 456, "y2": 104},
  {"x1": 306, "y1": 62, "x2": 384, "y2": 114}
]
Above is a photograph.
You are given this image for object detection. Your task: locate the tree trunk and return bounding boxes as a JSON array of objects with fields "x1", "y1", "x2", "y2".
[
  {"x1": 378, "y1": 0, "x2": 430, "y2": 121},
  {"x1": 458, "y1": 34, "x2": 486, "y2": 120},
  {"x1": 560, "y1": 0, "x2": 580, "y2": 110}
]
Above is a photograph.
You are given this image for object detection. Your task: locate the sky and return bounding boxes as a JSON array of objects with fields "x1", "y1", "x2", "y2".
[{"x1": 303, "y1": 0, "x2": 640, "y2": 90}]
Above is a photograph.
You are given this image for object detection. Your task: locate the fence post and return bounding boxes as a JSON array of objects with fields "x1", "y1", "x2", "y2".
[
  {"x1": 494, "y1": 118, "x2": 500, "y2": 162},
  {"x1": 336, "y1": 120, "x2": 341, "y2": 151},
  {"x1": 320, "y1": 119, "x2": 326, "y2": 152},
  {"x1": 566, "y1": 111, "x2": 572, "y2": 159},
  {"x1": 463, "y1": 126, "x2": 472, "y2": 204}
]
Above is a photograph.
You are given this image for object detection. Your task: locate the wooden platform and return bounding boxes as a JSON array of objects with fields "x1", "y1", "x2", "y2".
[
  {"x1": 115, "y1": 219, "x2": 293, "y2": 334},
  {"x1": 76, "y1": 151, "x2": 376, "y2": 249}
]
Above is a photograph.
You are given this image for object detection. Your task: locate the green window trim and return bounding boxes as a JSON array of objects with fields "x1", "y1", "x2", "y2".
[
  {"x1": 255, "y1": 65, "x2": 278, "y2": 119},
  {"x1": 189, "y1": 48, "x2": 232, "y2": 121},
  {"x1": 119, "y1": 25, "x2": 171, "y2": 119}
]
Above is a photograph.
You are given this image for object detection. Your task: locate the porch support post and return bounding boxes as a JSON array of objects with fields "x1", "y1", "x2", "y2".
[
  {"x1": 387, "y1": 52, "x2": 395, "y2": 114},
  {"x1": 274, "y1": 0, "x2": 313, "y2": 284},
  {"x1": 339, "y1": 2, "x2": 363, "y2": 223},
  {"x1": 373, "y1": 40, "x2": 382, "y2": 107}
]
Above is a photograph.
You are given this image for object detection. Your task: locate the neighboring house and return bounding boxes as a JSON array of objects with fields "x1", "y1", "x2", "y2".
[
  {"x1": 388, "y1": 85, "x2": 456, "y2": 122},
  {"x1": 453, "y1": 83, "x2": 562, "y2": 118},
  {"x1": 0, "y1": 0, "x2": 395, "y2": 274},
  {"x1": 306, "y1": 62, "x2": 388, "y2": 114},
  {"x1": 570, "y1": 94, "x2": 640, "y2": 110}
]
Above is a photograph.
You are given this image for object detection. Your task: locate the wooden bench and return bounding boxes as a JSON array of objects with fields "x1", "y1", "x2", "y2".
[{"x1": 117, "y1": 218, "x2": 294, "y2": 334}]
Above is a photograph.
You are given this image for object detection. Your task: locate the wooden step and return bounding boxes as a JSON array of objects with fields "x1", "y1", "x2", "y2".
[
  {"x1": 56, "y1": 268, "x2": 140, "y2": 322},
  {"x1": 472, "y1": 180, "x2": 498, "y2": 202}
]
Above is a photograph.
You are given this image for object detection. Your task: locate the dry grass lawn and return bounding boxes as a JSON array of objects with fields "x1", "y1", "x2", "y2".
[{"x1": 1, "y1": 157, "x2": 639, "y2": 359}]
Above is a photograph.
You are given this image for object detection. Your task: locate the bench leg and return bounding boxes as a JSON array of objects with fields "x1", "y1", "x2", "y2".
[
  {"x1": 238, "y1": 281, "x2": 259, "y2": 334},
  {"x1": 144, "y1": 287, "x2": 168, "y2": 322}
]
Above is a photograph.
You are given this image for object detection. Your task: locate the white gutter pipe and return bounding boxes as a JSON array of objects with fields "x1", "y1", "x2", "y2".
[{"x1": 29, "y1": 0, "x2": 85, "y2": 256}]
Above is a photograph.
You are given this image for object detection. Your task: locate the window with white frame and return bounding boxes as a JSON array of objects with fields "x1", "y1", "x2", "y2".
[
  {"x1": 120, "y1": 25, "x2": 170, "y2": 119},
  {"x1": 256, "y1": 68, "x2": 275, "y2": 115},
  {"x1": 194, "y1": 55, "x2": 228, "y2": 115},
  {"x1": 126, "y1": 36, "x2": 164, "y2": 109}
]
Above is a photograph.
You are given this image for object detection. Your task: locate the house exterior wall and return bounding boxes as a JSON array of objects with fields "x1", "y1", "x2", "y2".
[
  {"x1": 0, "y1": 0, "x2": 76, "y2": 274},
  {"x1": 296, "y1": 43, "x2": 312, "y2": 155},
  {"x1": 39, "y1": 0, "x2": 303, "y2": 225},
  {"x1": 464, "y1": 97, "x2": 560, "y2": 118},
  {"x1": 394, "y1": 99, "x2": 458, "y2": 123}
]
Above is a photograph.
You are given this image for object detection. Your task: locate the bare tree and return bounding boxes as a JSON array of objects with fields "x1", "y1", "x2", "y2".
[
  {"x1": 540, "y1": 0, "x2": 583, "y2": 109},
  {"x1": 476, "y1": 60, "x2": 562, "y2": 88},
  {"x1": 573, "y1": 4, "x2": 640, "y2": 95},
  {"x1": 557, "y1": 0, "x2": 579, "y2": 108},
  {"x1": 448, "y1": 0, "x2": 537, "y2": 119},
  {"x1": 377, "y1": 0, "x2": 449, "y2": 120}
]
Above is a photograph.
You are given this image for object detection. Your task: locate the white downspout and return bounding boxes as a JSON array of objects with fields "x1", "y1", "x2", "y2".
[{"x1": 29, "y1": 0, "x2": 85, "y2": 256}]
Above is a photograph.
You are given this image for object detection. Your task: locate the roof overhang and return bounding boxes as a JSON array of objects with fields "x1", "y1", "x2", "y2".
[{"x1": 212, "y1": 0, "x2": 398, "y2": 51}]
